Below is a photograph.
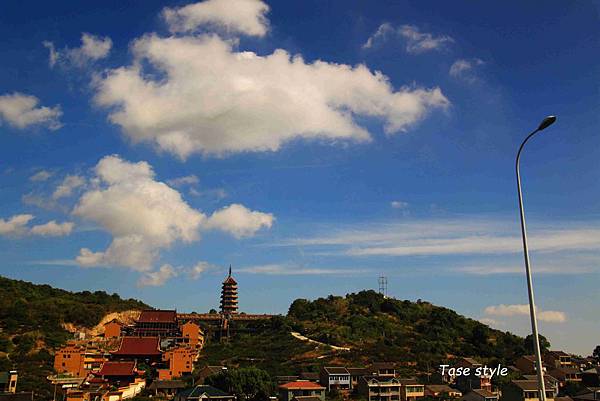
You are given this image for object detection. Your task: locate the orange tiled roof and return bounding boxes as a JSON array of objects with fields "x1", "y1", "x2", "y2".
[{"x1": 279, "y1": 381, "x2": 325, "y2": 390}]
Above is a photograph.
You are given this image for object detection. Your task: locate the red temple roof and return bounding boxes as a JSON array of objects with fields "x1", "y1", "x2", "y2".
[
  {"x1": 97, "y1": 361, "x2": 136, "y2": 376},
  {"x1": 111, "y1": 337, "x2": 161, "y2": 356},
  {"x1": 222, "y1": 276, "x2": 237, "y2": 285},
  {"x1": 137, "y1": 310, "x2": 177, "y2": 323}
]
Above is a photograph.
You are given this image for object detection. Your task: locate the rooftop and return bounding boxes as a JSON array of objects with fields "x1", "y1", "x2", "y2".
[
  {"x1": 97, "y1": 361, "x2": 136, "y2": 377},
  {"x1": 279, "y1": 381, "x2": 325, "y2": 390},
  {"x1": 137, "y1": 310, "x2": 177, "y2": 324},
  {"x1": 148, "y1": 380, "x2": 186, "y2": 390},
  {"x1": 111, "y1": 337, "x2": 161, "y2": 356},
  {"x1": 180, "y1": 385, "x2": 233, "y2": 399},
  {"x1": 293, "y1": 397, "x2": 323, "y2": 401},
  {"x1": 324, "y1": 367, "x2": 349, "y2": 375}
]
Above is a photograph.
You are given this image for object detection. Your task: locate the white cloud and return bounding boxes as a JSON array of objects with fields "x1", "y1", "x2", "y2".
[
  {"x1": 30, "y1": 220, "x2": 74, "y2": 236},
  {"x1": 449, "y1": 58, "x2": 485, "y2": 82},
  {"x1": 163, "y1": 0, "x2": 270, "y2": 37},
  {"x1": 484, "y1": 304, "x2": 567, "y2": 323},
  {"x1": 273, "y1": 218, "x2": 600, "y2": 260},
  {"x1": 188, "y1": 261, "x2": 213, "y2": 279},
  {"x1": 390, "y1": 200, "x2": 409, "y2": 209},
  {"x1": 0, "y1": 93, "x2": 62, "y2": 130},
  {"x1": 363, "y1": 23, "x2": 454, "y2": 53},
  {"x1": 94, "y1": 33, "x2": 449, "y2": 159},
  {"x1": 44, "y1": 33, "x2": 112, "y2": 68},
  {"x1": 362, "y1": 22, "x2": 396, "y2": 49},
  {"x1": 205, "y1": 203, "x2": 273, "y2": 238},
  {"x1": 0, "y1": 214, "x2": 73, "y2": 237},
  {"x1": 52, "y1": 175, "x2": 86, "y2": 199},
  {"x1": 137, "y1": 264, "x2": 178, "y2": 287},
  {"x1": 167, "y1": 174, "x2": 199, "y2": 187},
  {"x1": 72, "y1": 155, "x2": 206, "y2": 271},
  {"x1": 30, "y1": 170, "x2": 54, "y2": 182},
  {"x1": 72, "y1": 155, "x2": 273, "y2": 272},
  {"x1": 0, "y1": 214, "x2": 34, "y2": 236},
  {"x1": 399, "y1": 25, "x2": 454, "y2": 54},
  {"x1": 478, "y1": 318, "x2": 499, "y2": 327},
  {"x1": 238, "y1": 264, "x2": 372, "y2": 276}
]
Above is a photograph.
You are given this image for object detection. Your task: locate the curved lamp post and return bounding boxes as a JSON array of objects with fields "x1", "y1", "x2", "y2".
[{"x1": 516, "y1": 115, "x2": 557, "y2": 401}]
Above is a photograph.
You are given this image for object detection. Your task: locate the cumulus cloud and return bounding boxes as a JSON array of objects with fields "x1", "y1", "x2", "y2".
[
  {"x1": 0, "y1": 93, "x2": 62, "y2": 130},
  {"x1": 0, "y1": 214, "x2": 34, "y2": 236},
  {"x1": 30, "y1": 170, "x2": 54, "y2": 182},
  {"x1": 30, "y1": 220, "x2": 74, "y2": 236},
  {"x1": 163, "y1": 0, "x2": 269, "y2": 37},
  {"x1": 138, "y1": 264, "x2": 178, "y2": 287},
  {"x1": 44, "y1": 33, "x2": 112, "y2": 68},
  {"x1": 0, "y1": 214, "x2": 73, "y2": 237},
  {"x1": 72, "y1": 155, "x2": 206, "y2": 271},
  {"x1": 94, "y1": 33, "x2": 449, "y2": 159},
  {"x1": 205, "y1": 203, "x2": 273, "y2": 238},
  {"x1": 363, "y1": 23, "x2": 454, "y2": 53},
  {"x1": 484, "y1": 304, "x2": 567, "y2": 323},
  {"x1": 52, "y1": 175, "x2": 86, "y2": 199},
  {"x1": 72, "y1": 155, "x2": 273, "y2": 272},
  {"x1": 449, "y1": 58, "x2": 485, "y2": 82}
]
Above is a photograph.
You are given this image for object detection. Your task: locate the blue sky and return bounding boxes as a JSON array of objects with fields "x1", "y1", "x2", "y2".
[{"x1": 1, "y1": 0, "x2": 599, "y2": 355}]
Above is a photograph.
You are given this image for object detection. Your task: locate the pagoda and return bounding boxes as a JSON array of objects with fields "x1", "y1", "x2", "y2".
[{"x1": 220, "y1": 266, "x2": 238, "y2": 315}]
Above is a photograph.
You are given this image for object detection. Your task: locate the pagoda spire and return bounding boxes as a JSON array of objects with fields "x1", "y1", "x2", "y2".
[{"x1": 228, "y1": 264, "x2": 232, "y2": 277}]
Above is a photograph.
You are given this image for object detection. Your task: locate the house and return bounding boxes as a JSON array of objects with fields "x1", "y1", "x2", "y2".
[
  {"x1": 347, "y1": 368, "x2": 368, "y2": 388},
  {"x1": 111, "y1": 337, "x2": 162, "y2": 361},
  {"x1": 544, "y1": 352, "x2": 574, "y2": 369},
  {"x1": 501, "y1": 380, "x2": 557, "y2": 401},
  {"x1": 462, "y1": 389, "x2": 498, "y2": 401},
  {"x1": 571, "y1": 387, "x2": 600, "y2": 401},
  {"x1": 147, "y1": 380, "x2": 186, "y2": 398},
  {"x1": 196, "y1": 366, "x2": 227, "y2": 384},
  {"x1": 0, "y1": 371, "x2": 17, "y2": 394},
  {"x1": 175, "y1": 385, "x2": 235, "y2": 401},
  {"x1": 521, "y1": 375, "x2": 559, "y2": 394},
  {"x1": 320, "y1": 367, "x2": 351, "y2": 391},
  {"x1": 278, "y1": 381, "x2": 326, "y2": 401},
  {"x1": 515, "y1": 357, "x2": 546, "y2": 376},
  {"x1": 157, "y1": 346, "x2": 198, "y2": 380},
  {"x1": 96, "y1": 361, "x2": 137, "y2": 380},
  {"x1": 398, "y1": 378, "x2": 424, "y2": 401},
  {"x1": 130, "y1": 310, "x2": 179, "y2": 338},
  {"x1": 104, "y1": 320, "x2": 124, "y2": 339},
  {"x1": 180, "y1": 321, "x2": 204, "y2": 348},
  {"x1": 357, "y1": 375, "x2": 401, "y2": 401},
  {"x1": 548, "y1": 367, "x2": 582, "y2": 387},
  {"x1": 581, "y1": 368, "x2": 600, "y2": 387},
  {"x1": 300, "y1": 372, "x2": 320, "y2": 382},
  {"x1": 453, "y1": 358, "x2": 492, "y2": 393},
  {"x1": 54, "y1": 343, "x2": 87, "y2": 377},
  {"x1": 425, "y1": 384, "x2": 462, "y2": 398},
  {"x1": 369, "y1": 363, "x2": 397, "y2": 378}
]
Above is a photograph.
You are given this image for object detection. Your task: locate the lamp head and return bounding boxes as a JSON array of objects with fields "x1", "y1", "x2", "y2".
[{"x1": 537, "y1": 115, "x2": 557, "y2": 131}]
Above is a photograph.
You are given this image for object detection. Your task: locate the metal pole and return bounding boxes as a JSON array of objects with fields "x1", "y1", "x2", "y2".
[{"x1": 516, "y1": 128, "x2": 547, "y2": 401}]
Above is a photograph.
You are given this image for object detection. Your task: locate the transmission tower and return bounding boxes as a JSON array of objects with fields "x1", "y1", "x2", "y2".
[{"x1": 378, "y1": 276, "x2": 388, "y2": 298}]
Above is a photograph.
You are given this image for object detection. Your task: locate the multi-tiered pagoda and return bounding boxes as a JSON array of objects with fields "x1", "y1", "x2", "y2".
[{"x1": 220, "y1": 266, "x2": 238, "y2": 315}]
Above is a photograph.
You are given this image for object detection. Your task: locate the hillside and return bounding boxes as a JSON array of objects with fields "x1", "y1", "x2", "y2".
[
  {"x1": 0, "y1": 276, "x2": 148, "y2": 399},
  {"x1": 200, "y1": 290, "x2": 529, "y2": 377}
]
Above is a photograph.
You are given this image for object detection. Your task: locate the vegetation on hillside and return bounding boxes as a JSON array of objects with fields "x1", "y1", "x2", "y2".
[
  {"x1": 0, "y1": 276, "x2": 148, "y2": 400},
  {"x1": 199, "y1": 290, "x2": 530, "y2": 380}
]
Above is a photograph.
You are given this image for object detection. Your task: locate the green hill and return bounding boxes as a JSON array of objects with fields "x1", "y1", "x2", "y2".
[
  {"x1": 0, "y1": 276, "x2": 148, "y2": 400},
  {"x1": 200, "y1": 290, "x2": 529, "y2": 377}
]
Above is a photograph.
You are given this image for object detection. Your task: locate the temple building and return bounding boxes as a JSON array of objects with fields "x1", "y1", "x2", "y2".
[
  {"x1": 130, "y1": 310, "x2": 179, "y2": 338},
  {"x1": 220, "y1": 266, "x2": 238, "y2": 315}
]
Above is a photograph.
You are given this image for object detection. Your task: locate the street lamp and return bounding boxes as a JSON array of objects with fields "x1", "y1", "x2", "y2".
[{"x1": 515, "y1": 115, "x2": 557, "y2": 401}]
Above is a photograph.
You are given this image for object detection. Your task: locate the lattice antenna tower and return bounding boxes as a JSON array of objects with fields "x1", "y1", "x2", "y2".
[{"x1": 378, "y1": 276, "x2": 388, "y2": 298}]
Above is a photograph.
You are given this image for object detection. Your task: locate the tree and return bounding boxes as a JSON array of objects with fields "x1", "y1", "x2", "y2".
[
  {"x1": 524, "y1": 334, "x2": 550, "y2": 354},
  {"x1": 206, "y1": 367, "x2": 273, "y2": 401},
  {"x1": 593, "y1": 345, "x2": 600, "y2": 362}
]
